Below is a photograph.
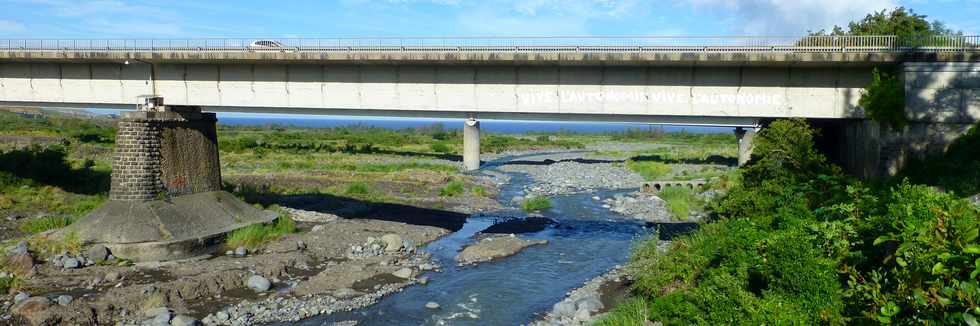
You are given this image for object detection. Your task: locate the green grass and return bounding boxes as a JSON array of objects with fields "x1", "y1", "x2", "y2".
[
  {"x1": 344, "y1": 182, "x2": 371, "y2": 196},
  {"x1": 626, "y1": 160, "x2": 672, "y2": 181},
  {"x1": 438, "y1": 180, "x2": 465, "y2": 197},
  {"x1": 472, "y1": 186, "x2": 489, "y2": 198},
  {"x1": 593, "y1": 298, "x2": 650, "y2": 326},
  {"x1": 657, "y1": 186, "x2": 695, "y2": 221},
  {"x1": 521, "y1": 196, "x2": 552, "y2": 212},
  {"x1": 0, "y1": 274, "x2": 19, "y2": 294},
  {"x1": 28, "y1": 230, "x2": 82, "y2": 256},
  {"x1": 225, "y1": 215, "x2": 297, "y2": 249},
  {"x1": 19, "y1": 215, "x2": 76, "y2": 234}
]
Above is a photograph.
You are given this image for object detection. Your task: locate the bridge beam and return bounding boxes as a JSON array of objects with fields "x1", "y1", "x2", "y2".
[
  {"x1": 463, "y1": 117, "x2": 481, "y2": 171},
  {"x1": 735, "y1": 127, "x2": 756, "y2": 166}
]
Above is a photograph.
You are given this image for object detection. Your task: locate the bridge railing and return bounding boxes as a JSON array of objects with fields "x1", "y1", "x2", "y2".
[{"x1": 1, "y1": 35, "x2": 978, "y2": 53}]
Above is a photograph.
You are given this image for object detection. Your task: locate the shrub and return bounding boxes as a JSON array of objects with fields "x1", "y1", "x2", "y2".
[
  {"x1": 19, "y1": 215, "x2": 75, "y2": 234},
  {"x1": 439, "y1": 180, "x2": 465, "y2": 197},
  {"x1": 626, "y1": 160, "x2": 672, "y2": 181},
  {"x1": 344, "y1": 182, "x2": 370, "y2": 196},
  {"x1": 226, "y1": 215, "x2": 297, "y2": 249},
  {"x1": 0, "y1": 274, "x2": 18, "y2": 294},
  {"x1": 430, "y1": 142, "x2": 452, "y2": 154},
  {"x1": 859, "y1": 68, "x2": 907, "y2": 129},
  {"x1": 656, "y1": 187, "x2": 694, "y2": 221},
  {"x1": 473, "y1": 186, "x2": 489, "y2": 198},
  {"x1": 593, "y1": 298, "x2": 650, "y2": 326},
  {"x1": 521, "y1": 196, "x2": 552, "y2": 212}
]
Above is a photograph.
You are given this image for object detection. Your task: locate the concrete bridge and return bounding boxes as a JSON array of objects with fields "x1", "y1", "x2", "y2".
[{"x1": 2, "y1": 35, "x2": 979, "y2": 261}]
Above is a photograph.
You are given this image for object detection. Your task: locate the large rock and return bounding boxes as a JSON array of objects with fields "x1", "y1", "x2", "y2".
[
  {"x1": 171, "y1": 314, "x2": 201, "y2": 326},
  {"x1": 392, "y1": 268, "x2": 413, "y2": 279},
  {"x1": 8, "y1": 240, "x2": 28, "y2": 256},
  {"x1": 969, "y1": 194, "x2": 980, "y2": 208},
  {"x1": 381, "y1": 234, "x2": 403, "y2": 252},
  {"x1": 6, "y1": 254, "x2": 36, "y2": 278},
  {"x1": 247, "y1": 275, "x2": 272, "y2": 292},
  {"x1": 86, "y1": 244, "x2": 110, "y2": 262},
  {"x1": 12, "y1": 296, "x2": 52, "y2": 325}
]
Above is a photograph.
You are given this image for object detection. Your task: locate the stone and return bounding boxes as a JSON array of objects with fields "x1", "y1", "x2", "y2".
[
  {"x1": 55, "y1": 295, "x2": 73, "y2": 306},
  {"x1": 8, "y1": 240, "x2": 28, "y2": 256},
  {"x1": 246, "y1": 275, "x2": 272, "y2": 292},
  {"x1": 392, "y1": 267, "x2": 413, "y2": 279},
  {"x1": 105, "y1": 271, "x2": 121, "y2": 282},
  {"x1": 215, "y1": 311, "x2": 230, "y2": 322},
  {"x1": 575, "y1": 297, "x2": 603, "y2": 313},
  {"x1": 381, "y1": 233, "x2": 403, "y2": 252},
  {"x1": 6, "y1": 254, "x2": 36, "y2": 278},
  {"x1": 86, "y1": 244, "x2": 110, "y2": 262},
  {"x1": 425, "y1": 302, "x2": 440, "y2": 309},
  {"x1": 573, "y1": 308, "x2": 591, "y2": 322},
  {"x1": 143, "y1": 307, "x2": 171, "y2": 319},
  {"x1": 62, "y1": 257, "x2": 81, "y2": 269},
  {"x1": 13, "y1": 292, "x2": 29, "y2": 304},
  {"x1": 225, "y1": 250, "x2": 234, "y2": 256},
  {"x1": 333, "y1": 288, "x2": 358, "y2": 299},
  {"x1": 171, "y1": 315, "x2": 201, "y2": 326},
  {"x1": 235, "y1": 246, "x2": 248, "y2": 257},
  {"x1": 970, "y1": 194, "x2": 980, "y2": 208},
  {"x1": 552, "y1": 300, "x2": 576, "y2": 318},
  {"x1": 417, "y1": 276, "x2": 429, "y2": 285},
  {"x1": 11, "y1": 296, "x2": 52, "y2": 325},
  {"x1": 151, "y1": 310, "x2": 173, "y2": 326},
  {"x1": 419, "y1": 263, "x2": 435, "y2": 271}
]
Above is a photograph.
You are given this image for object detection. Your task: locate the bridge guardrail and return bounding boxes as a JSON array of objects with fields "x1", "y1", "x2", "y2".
[{"x1": 0, "y1": 35, "x2": 978, "y2": 53}]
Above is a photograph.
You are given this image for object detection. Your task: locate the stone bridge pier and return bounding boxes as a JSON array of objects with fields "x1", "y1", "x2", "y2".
[{"x1": 68, "y1": 96, "x2": 276, "y2": 262}]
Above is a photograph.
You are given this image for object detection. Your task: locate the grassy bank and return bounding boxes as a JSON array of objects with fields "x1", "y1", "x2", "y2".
[{"x1": 603, "y1": 119, "x2": 980, "y2": 325}]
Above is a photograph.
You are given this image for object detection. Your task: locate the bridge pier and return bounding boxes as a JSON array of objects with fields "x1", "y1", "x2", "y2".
[
  {"x1": 734, "y1": 127, "x2": 756, "y2": 166},
  {"x1": 463, "y1": 118, "x2": 481, "y2": 171},
  {"x1": 68, "y1": 96, "x2": 275, "y2": 262}
]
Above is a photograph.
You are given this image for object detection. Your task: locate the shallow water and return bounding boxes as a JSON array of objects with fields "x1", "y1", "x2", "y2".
[{"x1": 291, "y1": 157, "x2": 656, "y2": 326}]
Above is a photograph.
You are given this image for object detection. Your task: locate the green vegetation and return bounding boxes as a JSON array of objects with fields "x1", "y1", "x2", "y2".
[
  {"x1": 656, "y1": 187, "x2": 695, "y2": 221},
  {"x1": 0, "y1": 110, "x2": 116, "y2": 144},
  {"x1": 27, "y1": 230, "x2": 82, "y2": 256},
  {"x1": 472, "y1": 186, "x2": 489, "y2": 198},
  {"x1": 521, "y1": 196, "x2": 552, "y2": 212},
  {"x1": 0, "y1": 274, "x2": 18, "y2": 294},
  {"x1": 608, "y1": 118, "x2": 980, "y2": 325},
  {"x1": 626, "y1": 160, "x2": 672, "y2": 181},
  {"x1": 594, "y1": 298, "x2": 649, "y2": 326},
  {"x1": 815, "y1": 7, "x2": 957, "y2": 38},
  {"x1": 438, "y1": 180, "x2": 465, "y2": 197},
  {"x1": 430, "y1": 142, "x2": 453, "y2": 154},
  {"x1": 226, "y1": 215, "x2": 297, "y2": 249},
  {"x1": 19, "y1": 215, "x2": 75, "y2": 234},
  {"x1": 344, "y1": 182, "x2": 371, "y2": 196},
  {"x1": 860, "y1": 68, "x2": 907, "y2": 129}
]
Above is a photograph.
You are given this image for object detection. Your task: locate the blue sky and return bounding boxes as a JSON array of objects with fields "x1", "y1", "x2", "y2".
[{"x1": 0, "y1": 0, "x2": 976, "y2": 38}]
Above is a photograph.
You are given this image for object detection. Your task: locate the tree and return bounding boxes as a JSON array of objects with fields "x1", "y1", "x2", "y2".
[
  {"x1": 859, "y1": 68, "x2": 907, "y2": 129},
  {"x1": 811, "y1": 7, "x2": 957, "y2": 37}
]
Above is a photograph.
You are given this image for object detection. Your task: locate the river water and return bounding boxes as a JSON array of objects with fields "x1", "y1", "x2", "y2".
[{"x1": 293, "y1": 155, "x2": 657, "y2": 325}]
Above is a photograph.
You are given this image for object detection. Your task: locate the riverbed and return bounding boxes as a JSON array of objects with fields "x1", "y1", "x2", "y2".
[{"x1": 287, "y1": 152, "x2": 674, "y2": 325}]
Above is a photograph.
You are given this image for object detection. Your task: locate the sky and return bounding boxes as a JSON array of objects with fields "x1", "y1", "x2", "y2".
[{"x1": 0, "y1": 0, "x2": 977, "y2": 39}]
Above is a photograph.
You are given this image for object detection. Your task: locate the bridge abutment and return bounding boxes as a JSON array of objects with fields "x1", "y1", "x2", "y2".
[
  {"x1": 463, "y1": 118, "x2": 481, "y2": 171},
  {"x1": 68, "y1": 97, "x2": 276, "y2": 262}
]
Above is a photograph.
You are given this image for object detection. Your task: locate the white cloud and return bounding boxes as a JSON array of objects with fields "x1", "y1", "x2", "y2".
[{"x1": 683, "y1": 0, "x2": 897, "y2": 34}]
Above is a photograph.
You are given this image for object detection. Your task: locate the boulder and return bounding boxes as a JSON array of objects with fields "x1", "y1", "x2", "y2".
[
  {"x1": 381, "y1": 234, "x2": 403, "y2": 252},
  {"x1": 6, "y1": 254, "x2": 36, "y2": 278},
  {"x1": 234, "y1": 246, "x2": 248, "y2": 257},
  {"x1": 552, "y1": 300, "x2": 576, "y2": 318},
  {"x1": 55, "y1": 295, "x2": 73, "y2": 306},
  {"x1": 392, "y1": 267, "x2": 413, "y2": 279},
  {"x1": 171, "y1": 314, "x2": 201, "y2": 326},
  {"x1": 13, "y1": 292, "x2": 29, "y2": 304},
  {"x1": 104, "y1": 271, "x2": 121, "y2": 282},
  {"x1": 86, "y1": 244, "x2": 110, "y2": 262},
  {"x1": 8, "y1": 240, "x2": 28, "y2": 256},
  {"x1": 12, "y1": 296, "x2": 52, "y2": 325},
  {"x1": 62, "y1": 257, "x2": 81, "y2": 269},
  {"x1": 425, "y1": 302, "x2": 440, "y2": 309},
  {"x1": 575, "y1": 297, "x2": 603, "y2": 313},
  {"x1": 246, "y1": 275, "x2": 271, "y2": 292}
]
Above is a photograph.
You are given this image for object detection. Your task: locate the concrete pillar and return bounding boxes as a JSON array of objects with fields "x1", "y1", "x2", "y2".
[
  {"x1": 463, "y1": 118, "x2": 481, "y2": 171},
  {"x1": 735, "y1": 127, "x2": 756, "y2": 166},
  {"x1": 109, "y1": 96, "x2": 222, "y2": 201}
]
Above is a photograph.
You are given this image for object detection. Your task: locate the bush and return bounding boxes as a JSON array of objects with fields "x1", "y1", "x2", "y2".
[
  {"x1": 439, "y1": 180, "x2": 465, "y2": 197},
  {"x1": 19, "y1": 215, "x2": 75, "y2": 234},
  {"x1": 626, "y1": 160, "x2": 672, "y2": 181},
  {"x1": 656, "y1": 187, "x2": 694, "y2": 221},
  {"x1": 226, "y1": 215, "x2": 297, "y2": 249},
  {"x1": 521, "y1": 196, "x2": 552, "y2": 212},
  {"x1": 344, "y1": 182, "x2": 370, "y2": 196},
  {"x1": 616, "y1": 118, "x2": 980, "y2": 325},
  {"x1": 859, "y1": 68, "x2": 907, "y2": 129},
  {"x1": 473, "y1": 186, "x2": 489, "y2": 198},
  {"x1": 430, "y1": 142, "x2": 453, "y2": 154}
]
